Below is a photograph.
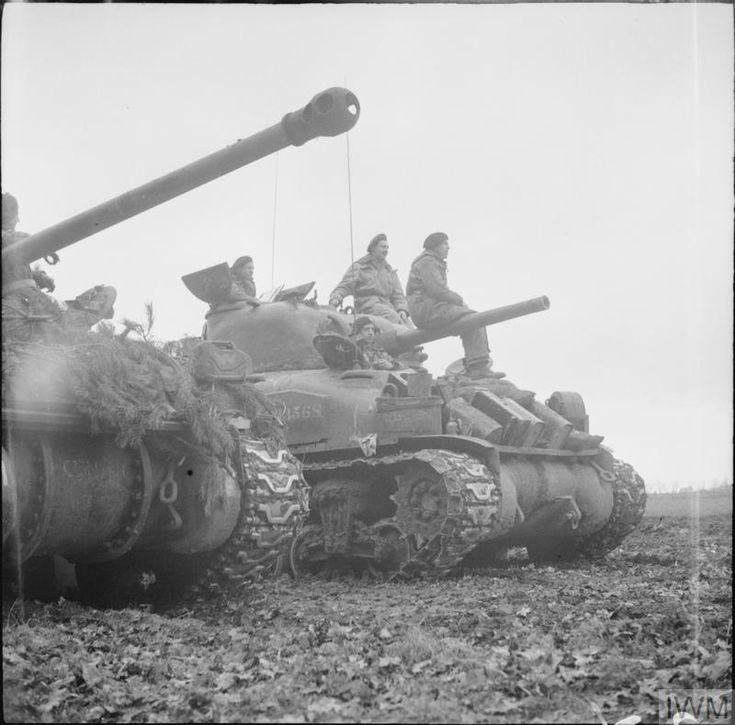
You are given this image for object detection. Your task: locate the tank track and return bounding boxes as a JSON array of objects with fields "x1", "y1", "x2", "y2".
[
  {"x1": 574, "y1": 457, "x2": 646, "y2": 559},
  {"x1": 300, "y1": 448, "x2": 502, "y2": 578},
  {"x1": 203, "y1": 434, "x2": 309, "y2": 589}
]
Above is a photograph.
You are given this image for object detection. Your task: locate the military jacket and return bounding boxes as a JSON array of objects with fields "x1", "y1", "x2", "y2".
[
  {"x1": 233, "y1": 278, "x2": 256, "y2": 297},
  {"x1": 2, "y1": 230, "x2": 33, "y2": 289},
  {"x1": 406, "y1": 250, "x2": 464, "y2": 306},
  {"x1": 355, "y1": 338, "x2": 399, "y2": 371},
  {"x1": 329, "y1": 254, "x2": 408, "y2": 313},
  {"x1": 228, "y1": 276, "x2": 257, "y2": 303}
]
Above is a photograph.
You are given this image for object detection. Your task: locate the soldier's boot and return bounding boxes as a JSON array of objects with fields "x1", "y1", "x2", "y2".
[
  {"x1": 461, "y1": 326, "x2": 505, "y2": 379},
  {"x1": 467, "y1": 360, "x2": 506, "y2": 380}
]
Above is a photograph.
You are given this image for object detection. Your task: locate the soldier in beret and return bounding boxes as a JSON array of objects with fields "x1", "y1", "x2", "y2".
[
  {"x1": 228, "y1": 255, "x2": 260, "y2": 306},
  {"x1": 329, "y1": 233, "x2": 410, "y2": 325},
  {"x1": 406, "y1": 232, "x2": 503, "y2": 380},
  {"x1": 351, "y1": 315, "x2": 400, "y2": 371}
]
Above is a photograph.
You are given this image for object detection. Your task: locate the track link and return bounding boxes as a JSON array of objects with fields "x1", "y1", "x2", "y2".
[
  {"x1": 205, "y1": 434, "x2": 309, "y2": 586},
  {"x1": 574, "y1": 457, "x2": 646, "y2": 559},
  {"x1": 389, "y1": 449, "x2": 502, "y2": 577}
]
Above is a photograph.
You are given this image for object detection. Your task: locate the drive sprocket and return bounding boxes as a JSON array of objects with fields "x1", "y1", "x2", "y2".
[
  {"x1": 389, "y1": 449, "x2": 502, "y2": 576},
  {"x1": 573, "y1": 457, "x2": 646, "y2": 559}
]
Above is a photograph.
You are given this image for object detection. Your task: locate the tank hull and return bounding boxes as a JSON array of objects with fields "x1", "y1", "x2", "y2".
[
  {"x1": 250, "y1": 365, "x2": 645, "y2": 575},
  {"x1": 2, "y1": 340, "x2": 310, "y2": 605}
]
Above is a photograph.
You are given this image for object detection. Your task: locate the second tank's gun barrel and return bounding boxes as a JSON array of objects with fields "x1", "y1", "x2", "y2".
[
  {"x1": 3, "y1": 87, "x2": 360, "y2": 266},
  {"x1": 378, "y1": 296, "x2": 550, "y2": 355}
]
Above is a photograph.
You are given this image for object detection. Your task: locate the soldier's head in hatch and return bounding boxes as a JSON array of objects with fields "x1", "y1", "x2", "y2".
[
  {"x1": 231, "y1": 255, "x2": 254, "y2": 283},
  {"x1": 353, "y1": 316, "x2": 377, "y2": 341}
]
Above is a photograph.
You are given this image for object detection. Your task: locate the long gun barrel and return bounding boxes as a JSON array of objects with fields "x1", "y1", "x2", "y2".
[
  {"x1": 378, "y1": 296, "x2": 550, "y2": 355},
  {"x1": 2, "y1": 87, "x2": 359, "y2": 266}
]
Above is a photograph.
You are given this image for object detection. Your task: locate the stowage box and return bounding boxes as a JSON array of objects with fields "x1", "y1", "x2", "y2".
[{"x1": 376, "y1": 396, "x2": 443, "y2": 439}]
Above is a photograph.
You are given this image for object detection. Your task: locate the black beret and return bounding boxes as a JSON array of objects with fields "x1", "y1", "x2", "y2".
[
  {"x1": 231, "y1": 255, "x2": 253, "y2": 270},
  {"x1": 423, "y1": 232, "x2": 448, "y2": 250},
  {"x1": 353, "y1": 316, "x2": 375, "y2": 333},
  {"x1": 367, "y1": 233, "x2": 387, "y2": 252},
  {"x1": 2, "y1": 193, "x2": 19, "y2": 219}
]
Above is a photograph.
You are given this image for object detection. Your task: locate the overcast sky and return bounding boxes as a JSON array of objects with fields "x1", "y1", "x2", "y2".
[{"x1": 2, "y1": 3, "x2": 732, "y2": 491}]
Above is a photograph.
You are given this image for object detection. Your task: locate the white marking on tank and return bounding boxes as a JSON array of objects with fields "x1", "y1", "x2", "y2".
[
  {"x1": 464, "y1": 482, "x2": 494, "y2": 500},
  {"x1": 256, "y1": 473, "x2": 301, "y2": 494},
  {"x1": 257, "y1": 502, "x2": 303, "y2": 524},
  {"x1": 250, "y1": 448, "x2": 287, "y2": 465}
]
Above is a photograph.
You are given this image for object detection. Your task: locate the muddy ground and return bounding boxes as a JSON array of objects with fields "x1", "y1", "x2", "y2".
[{"x1": 2, "y1": 513, "x2": 732, "y2": 724}]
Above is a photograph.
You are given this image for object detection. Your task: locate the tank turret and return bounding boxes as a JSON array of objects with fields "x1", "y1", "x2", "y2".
[
  {"x1": 2, "y1": 87, "x2": 359, "y2": 267},
  {"x1": 194, "y1": 291, "x2": 549, "y2": 374}
]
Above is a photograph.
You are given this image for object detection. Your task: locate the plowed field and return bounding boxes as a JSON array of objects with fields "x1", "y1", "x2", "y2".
[{"x1": 3, "y1": 513, "x2": 732, "y2": 724}]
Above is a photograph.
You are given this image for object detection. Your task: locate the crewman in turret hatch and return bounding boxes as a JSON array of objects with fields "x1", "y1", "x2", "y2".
[
  {"x1": 228, "y1": 255, "x2": 261, "y2": 307},
  {"x1": 352, "y1": 316, "x2": 400, "y2": 371}
]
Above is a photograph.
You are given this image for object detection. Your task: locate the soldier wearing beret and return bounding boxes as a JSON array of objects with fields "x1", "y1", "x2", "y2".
[
  {"x1": 351, "y1": 315, "x2": 400, "y2": 371},
  {"x1": 228, "y1": 255, "x2": 260, "y2": 306},
  {"x1": 329, "y1": 233, "x2": 410, "y2": 325},
  {"x1": 406, "y1": 232, "x2": 502, "y2": 380}
]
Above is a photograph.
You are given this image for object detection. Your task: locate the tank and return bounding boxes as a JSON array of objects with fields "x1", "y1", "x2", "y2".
[
  {"x1": 187, "y1": 283, "x2": 647, "y2": 577},
  {"x1": 2, "y1": 87, "x2": 359, "y2": 602}
]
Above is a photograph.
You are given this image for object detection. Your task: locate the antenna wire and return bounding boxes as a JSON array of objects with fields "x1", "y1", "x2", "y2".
[{"x1": 270, "y1": 151, "x2": 279, "y2": 288}]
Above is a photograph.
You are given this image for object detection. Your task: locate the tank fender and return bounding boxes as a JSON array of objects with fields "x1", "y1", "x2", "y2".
[
  {"x1": 396, "y1": 435, "x2": 517, "y2": 534},
  {"x1": 397, "y1": 434, "x2": 494, "y2": 468}
]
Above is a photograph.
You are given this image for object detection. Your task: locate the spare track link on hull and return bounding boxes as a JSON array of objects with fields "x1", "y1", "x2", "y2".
[
  {"x1": 575, "y1": 457, "x2": 646, "y2": 559},
  {"x1": 302, "y1": 449, "x2": 501, "y2": 578},
  {"x1": 205, "y1": 434, "x2": 309, "y2": 587}
]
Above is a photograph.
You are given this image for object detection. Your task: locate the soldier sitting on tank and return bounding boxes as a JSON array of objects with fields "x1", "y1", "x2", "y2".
[
  {"x1": 351, "y1": 316, "x2": 401, "y2": 371},
  {"x1": 227, "y1": 255, "x2": 261, "y2": 307},
  {"x1": 3, "y1": 192, "x2": 64, "y2": 341},
  {"x1": 2, "y1": 192, "x2": 117, "y2": 341},
  {"x1": 329, "y1": 233, "x2": 410, "y2": 326},
  {"x1": 2, "y1": 193, "x2": 56, "y2": 294},
  {"x1": 406, "y1": 232, "x2": 504, "y2": 381}
]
